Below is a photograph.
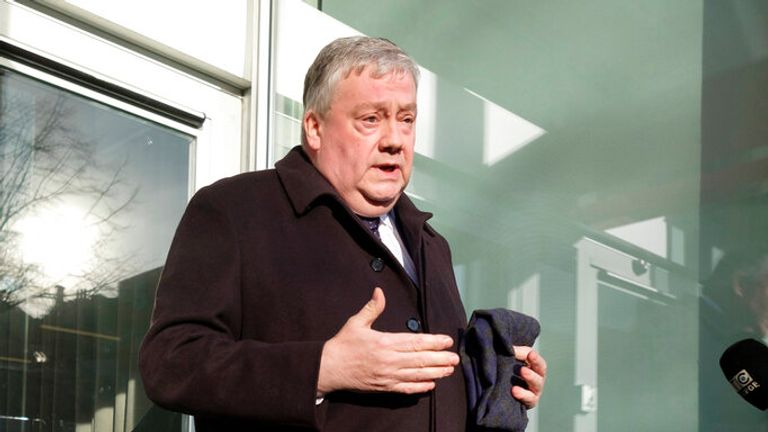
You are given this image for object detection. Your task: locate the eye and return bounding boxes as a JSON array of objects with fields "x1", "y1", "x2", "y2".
[{"x1": 360, "y1": 114, "x2": 380, "y2": 125}]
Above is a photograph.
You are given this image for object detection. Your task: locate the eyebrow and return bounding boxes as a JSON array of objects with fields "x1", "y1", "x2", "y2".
[{"x1": 353, "y1": 102, "x2": 417, "y2": 113}]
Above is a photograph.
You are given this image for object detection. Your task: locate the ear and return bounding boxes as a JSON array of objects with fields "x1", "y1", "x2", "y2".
[{"x1": 303, "y1": 110, "x2": 322, "y2": 151}]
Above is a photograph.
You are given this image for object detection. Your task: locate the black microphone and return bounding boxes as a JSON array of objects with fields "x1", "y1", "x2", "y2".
[{"x1": 719, "y1": 338, "x2": 768, "y2": 410}]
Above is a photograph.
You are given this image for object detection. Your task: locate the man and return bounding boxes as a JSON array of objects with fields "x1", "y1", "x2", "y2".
[{"x1": 140, "y1": 36, "x2": 546, "y2": 431}]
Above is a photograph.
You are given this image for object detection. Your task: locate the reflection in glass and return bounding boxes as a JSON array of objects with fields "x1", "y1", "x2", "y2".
[
  {"x1": 279, "y1": 0, "x2": 768, "y2": 430},
  {"x1": 0, "y1": 67, "x2": 191, "y2": 431}
]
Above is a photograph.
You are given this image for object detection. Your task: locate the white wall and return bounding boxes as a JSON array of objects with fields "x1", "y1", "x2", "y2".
[{"x1": 59, "y1": 0, "x2": 250, "y2": 78}]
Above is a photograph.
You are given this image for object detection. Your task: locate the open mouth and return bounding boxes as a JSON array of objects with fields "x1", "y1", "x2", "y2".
[{"x1": 376, "y1": 164, "x2": 398, "y2": 173}]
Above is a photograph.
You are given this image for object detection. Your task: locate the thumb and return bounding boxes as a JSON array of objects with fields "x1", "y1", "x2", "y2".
[{"x1": 352, "y1": 287, "x2": 386, "y2": 328}]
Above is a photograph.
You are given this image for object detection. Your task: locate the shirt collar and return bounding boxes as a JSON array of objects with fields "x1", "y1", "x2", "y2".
[{"x1": 379, "y1": 211, "x2": 394, "y2": 228}]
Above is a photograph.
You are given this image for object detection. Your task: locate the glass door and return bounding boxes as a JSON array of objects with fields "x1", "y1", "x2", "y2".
[
  {"x1": 0, "y1": 59, "x2": 194, "y2": 432},
  {"x1": 1, "y1": 2, "x2": 243, "y2": 431}
]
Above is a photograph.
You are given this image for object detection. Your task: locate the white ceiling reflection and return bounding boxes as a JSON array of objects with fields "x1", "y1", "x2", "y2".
[
  {"x1": 464, "y1": 89, "x2": 546, "y2": 166},
  {"x1": 605, "y1": 216, "x2": 668, "y2": 259}
]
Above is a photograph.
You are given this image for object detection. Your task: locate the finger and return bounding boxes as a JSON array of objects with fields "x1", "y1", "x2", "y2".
[
  {"x1": 399, "y1": 351, "x2": 460, "y2": 369},
  {"x1": 511, "y1": 346, "x2": 546, "y2": 405},
  {"x1": 350, "y1": 287, "x2": 386, "y2": 328},
  {"x1": 513, "y1": 346, "x2": 548, "y2": 376},
  {"x1": 520, "y1": 365, "x2": 545, "y2": 395},
  {"x1": 390, "y1": 380, "x2": 437, "y2": 395},
  {"x1": 513, "y1": 345, "x2": 533, "y2": 362},
  {"x1": 388, "y1": 333, "x2": 454, "y2": 353},
  {"x1": 396, "y1": 365, "x2": 456, "y2": 382},
  {"x1": 525, "y1": 350, "x2": 548, "y2": 378},
  {"x1": 511, "y1": 385, "x2": 538, "y2": 409}
]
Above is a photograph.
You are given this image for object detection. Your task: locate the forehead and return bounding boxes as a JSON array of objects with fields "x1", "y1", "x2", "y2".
[{"x1": 332, "y1": 67, "x2": 417, "y2": 105}]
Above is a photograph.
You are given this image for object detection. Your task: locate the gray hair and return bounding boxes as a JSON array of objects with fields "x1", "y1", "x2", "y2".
[{"x1": 301, "y1": 36, "x2": 419, "y2": 145}]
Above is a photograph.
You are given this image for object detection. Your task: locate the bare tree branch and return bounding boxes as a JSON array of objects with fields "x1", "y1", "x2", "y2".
[{"x1": 1, "y1": 80, "x2": 139, "y2": 314}]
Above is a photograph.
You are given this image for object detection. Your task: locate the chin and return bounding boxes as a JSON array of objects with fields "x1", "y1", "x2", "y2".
[{"x1": 362, "y1": 194, "x2": 399, "y2": 209}]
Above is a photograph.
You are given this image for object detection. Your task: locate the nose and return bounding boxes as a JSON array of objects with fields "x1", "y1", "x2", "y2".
[{"x1": 379, "y1": 117, "x2": 404, "y2": 154}]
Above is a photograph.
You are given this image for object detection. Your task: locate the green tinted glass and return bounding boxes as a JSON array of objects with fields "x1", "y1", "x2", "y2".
[{"x1": 316, "y1": 1, "x2": 768, "y2": 430}]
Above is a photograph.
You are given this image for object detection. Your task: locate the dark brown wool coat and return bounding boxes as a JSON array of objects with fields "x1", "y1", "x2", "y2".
[{"x1": 139, "y1": 146, "x2": 468, "y2": 431}]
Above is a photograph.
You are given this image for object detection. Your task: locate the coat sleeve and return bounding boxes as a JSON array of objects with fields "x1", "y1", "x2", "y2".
[{"x1": 138, "y1": 185, "x2": 326, "y2": 428}]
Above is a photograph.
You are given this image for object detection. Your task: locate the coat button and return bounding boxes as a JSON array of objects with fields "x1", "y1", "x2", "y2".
[
  {"x1": 406, "y1": 318, "x2": 422, "y2": 333},
  {"x1": 370, "y1": 258, "x2": 384, "y2": 272}
]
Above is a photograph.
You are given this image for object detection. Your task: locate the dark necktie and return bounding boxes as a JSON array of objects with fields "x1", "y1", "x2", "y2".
[{"x1": 358, "y1": 215, "x2": 381, "y2": 239}]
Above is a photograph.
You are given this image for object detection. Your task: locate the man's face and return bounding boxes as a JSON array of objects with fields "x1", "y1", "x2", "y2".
[{"x1": 304, "y1": 66, "x2": 416, "y2": 217}]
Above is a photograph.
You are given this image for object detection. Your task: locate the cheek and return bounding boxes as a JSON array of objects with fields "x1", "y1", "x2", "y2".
[
  {"x1": 403, "y1": 151, "x2": 414, "y2": 178},
  {"x1": 349, "y1": 155, "x2": 372, "y2": 183}
]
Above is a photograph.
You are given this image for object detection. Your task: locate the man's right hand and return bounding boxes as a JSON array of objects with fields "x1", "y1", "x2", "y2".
[{"x1": 317, "y1": 287, "x2": 459, "y2": 395}]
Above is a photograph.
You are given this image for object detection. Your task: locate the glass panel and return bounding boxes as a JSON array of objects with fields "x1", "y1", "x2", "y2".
[
  {"x1": 274, "y1": 0, "x2": 768, "y2": 430},
  {"x1": 0, "y1": 67, "x2": 191, "y2": 431}
]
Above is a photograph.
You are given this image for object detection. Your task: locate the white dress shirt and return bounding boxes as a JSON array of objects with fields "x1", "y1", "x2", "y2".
[{"x1": 378, "y1": 211, "x2": 417, "y2": 283}]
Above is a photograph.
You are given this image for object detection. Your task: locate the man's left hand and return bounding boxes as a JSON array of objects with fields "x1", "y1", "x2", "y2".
[{"x1": 511, "y1": 346, "x2": 547, "y2": 409}]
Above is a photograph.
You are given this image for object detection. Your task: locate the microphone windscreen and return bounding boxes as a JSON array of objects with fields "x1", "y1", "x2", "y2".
[{"x1": 719, "y1": 338, "x2": 768, "y2": 411}]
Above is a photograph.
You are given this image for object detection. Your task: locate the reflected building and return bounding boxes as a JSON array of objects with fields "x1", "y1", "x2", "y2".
[{"x1": 0, "y1": 269, "x2": 180, "y2": 432}]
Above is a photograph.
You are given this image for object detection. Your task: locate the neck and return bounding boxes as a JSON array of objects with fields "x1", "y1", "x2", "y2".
[{"x1": 348, "y1": 199, "x2": 395, "y2": 218}]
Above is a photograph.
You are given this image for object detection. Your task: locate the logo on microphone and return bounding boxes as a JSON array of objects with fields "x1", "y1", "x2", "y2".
[{"x1": 730, "y1": 369, "x2": 761, "y2": 395}]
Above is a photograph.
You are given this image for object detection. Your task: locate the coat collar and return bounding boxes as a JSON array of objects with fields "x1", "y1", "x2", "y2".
[
  {"x1": 274, "y1": 146, "x2": 433, "y2": 229},
  {"x1": 275, "y1": 146, "x2": 339, "y2": 215}
]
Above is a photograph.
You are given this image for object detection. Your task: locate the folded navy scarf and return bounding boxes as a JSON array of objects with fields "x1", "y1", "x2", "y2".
[{"x1": 459, "y1": 309, "x2": 541, "y2": 432}]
